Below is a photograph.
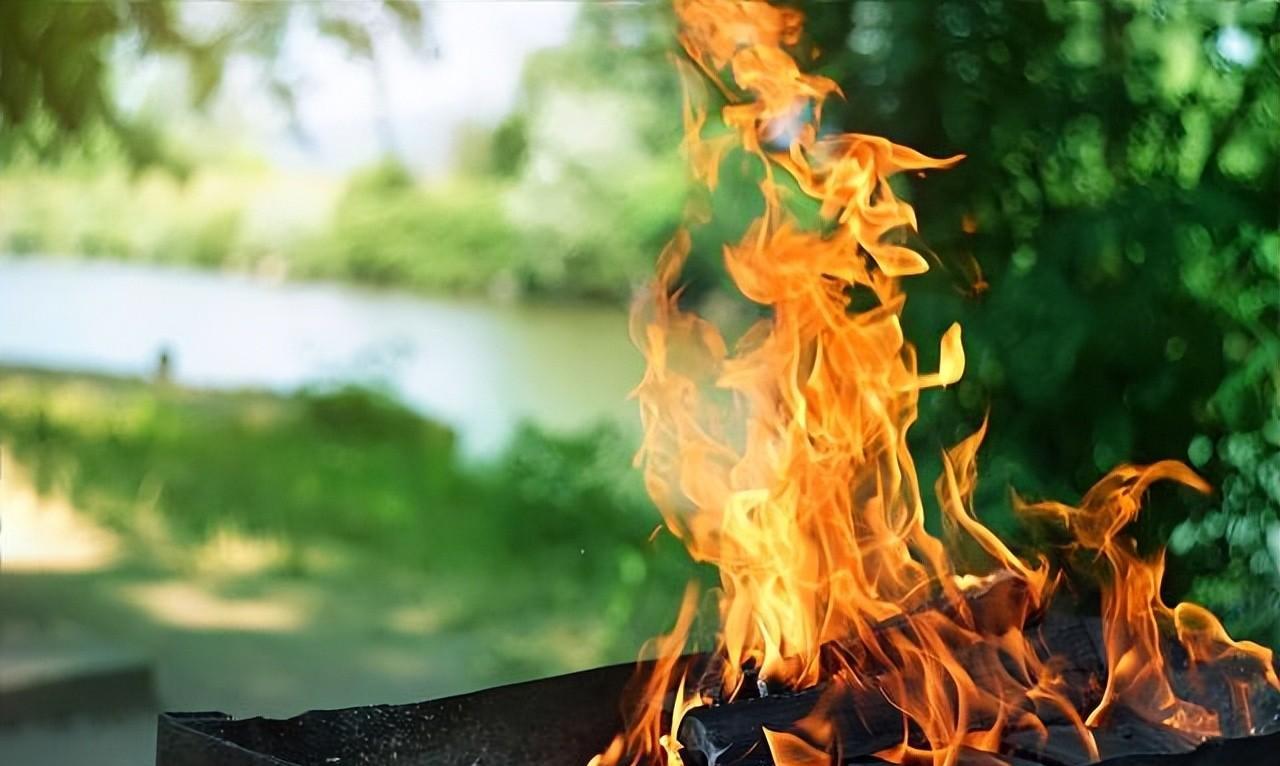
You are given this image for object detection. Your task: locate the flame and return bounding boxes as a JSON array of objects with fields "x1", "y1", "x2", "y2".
[
  {"x1": 1018, "y1": 463, "x2": 1279, "y2": 737},
  {"x1": 593, "y1": 2, "x2": 1278, "y2": 764},
  {"x1": 592, "y1": 585, "x2": 705, "y2": 766}
]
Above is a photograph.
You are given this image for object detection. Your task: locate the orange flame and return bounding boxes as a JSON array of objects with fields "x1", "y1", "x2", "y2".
[
  {"x1": 1018, "y1": 463, "x2": 1279, "y2": 737},
  {"x1": 593, "y1": 2, "x2": 1278, "y2": 764},
  {"x1": 591, "y1": 585, "x2": 705, "y2": 766}
]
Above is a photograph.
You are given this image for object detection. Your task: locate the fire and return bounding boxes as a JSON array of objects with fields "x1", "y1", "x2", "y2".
[{"x1": 593, "y1": 2, "x2": 1278, "y2": 764}]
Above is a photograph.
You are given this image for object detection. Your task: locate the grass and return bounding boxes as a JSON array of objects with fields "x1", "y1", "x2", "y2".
[
  {"x1": 0, "y1": 365, "x2": 699, "y2": 661},
  {"x1": 0, "y1": 369, "x2": 457, "y2": 554}
]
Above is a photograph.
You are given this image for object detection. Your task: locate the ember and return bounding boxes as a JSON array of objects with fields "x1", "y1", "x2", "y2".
[{"x1": 590, "y1": 2, "x2": 1280, "y2": 765}]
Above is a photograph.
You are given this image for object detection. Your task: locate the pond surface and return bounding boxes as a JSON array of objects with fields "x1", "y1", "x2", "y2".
[{"x1": 0, "y1": 257, "x2": 642, "y2": 456}]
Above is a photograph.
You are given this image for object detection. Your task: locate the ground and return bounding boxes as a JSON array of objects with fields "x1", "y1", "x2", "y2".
[{"x1": 0, "y1": 453, "x2": 615, "y2": 765}]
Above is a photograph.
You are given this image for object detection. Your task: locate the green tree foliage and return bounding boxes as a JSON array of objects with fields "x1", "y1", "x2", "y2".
[
  {"x1": 787, "y1": 0, "x2": 1279, "y2": 639},
  {"x1": 0, "y1": 0, "x2": 425, "y2": 167},
  {"x1": 502, "y1": 3, "x2": 691, "y2": 300},
  {"x1": 455, "y1": 114, "x2": 530, "y2": 180},
  {"x1": 485, "y1": 422, "x2": 707, "y2": 649},
  {"x1": 1171, "y1": 424, "x2": 1280, "y2": 642},
  {"x1": 300, "y1": 159, "x2": 521, "y2": 294}
]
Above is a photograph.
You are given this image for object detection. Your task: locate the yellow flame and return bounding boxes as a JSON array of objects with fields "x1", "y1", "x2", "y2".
[{"x1": 592, "y1": 3, "x2": 1278, "y2": 764}]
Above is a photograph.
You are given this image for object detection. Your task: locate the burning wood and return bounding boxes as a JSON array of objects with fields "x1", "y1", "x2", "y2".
[
  {"x1": 677, "y1": 584, "x2": 1278, "y2": 765},
  {"x1": 674, "y1": 574, "x2": 1097, "y2": 765},
  {"x1": 675, "y1": 600, "x2": 1202, "y2": 766},
  {"x1": 590, "y1": 2, "x2": 1280, "y2": 765}
]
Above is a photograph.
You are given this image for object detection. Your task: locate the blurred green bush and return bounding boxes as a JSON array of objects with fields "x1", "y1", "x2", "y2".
[
  {"x1": 483, "y1": 422, "x2": 704, "y2": 648},
  {"x1": 0, "y1": 370, "x2": 458, "y2": 554},
  {"x1": 297, "y1": 162, "x2": 520, "y2": 294},
  {"x1": 1170, "y1": 413, "x2": 1280, "y2": 645}
]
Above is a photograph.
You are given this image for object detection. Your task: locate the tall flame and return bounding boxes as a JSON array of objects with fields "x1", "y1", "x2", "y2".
[{"x1": 594, "y1": 2, "x2": 1278, "y2": 764}]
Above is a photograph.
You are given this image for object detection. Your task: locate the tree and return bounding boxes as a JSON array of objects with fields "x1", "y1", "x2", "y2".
[
  {"x1": 795, "y1": 0, "x2": 1280, "y2": 640},
  {"x1": 0, "y1": 0, "x2": 428, "y2": 167},
  {"x1": 501, "y1": 3, "x2": 690, "y2": 299}
]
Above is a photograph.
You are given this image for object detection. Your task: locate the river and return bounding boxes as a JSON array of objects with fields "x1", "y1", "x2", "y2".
[{"x1": 0, "y1": 257, "x2": 642, "y2": 457}]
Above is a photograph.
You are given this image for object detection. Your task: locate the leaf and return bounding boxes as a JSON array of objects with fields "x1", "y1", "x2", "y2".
[
  {"x1": 317, "y1": 17, "x2": 374, "y2": 59},
  {"x1": 383, "y1": 0, "x2": 424, "y2": 38},
  {"x1": 1188, "y1": 435, "x2": 1214, "y2": 468}
]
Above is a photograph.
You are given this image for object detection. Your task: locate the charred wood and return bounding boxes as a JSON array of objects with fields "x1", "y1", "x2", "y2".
[{"x1": 676, "y1": 573, "x2": 1107, "y2": 766}]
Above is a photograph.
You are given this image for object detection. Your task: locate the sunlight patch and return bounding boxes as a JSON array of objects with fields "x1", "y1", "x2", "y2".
[
  {"x1": 191, "y1": 528, "x2": 289, "y2": 577},
  {"x1": 0, "y1": 452, "x2": 121, "y2": 573},
  {"x1": 118, "y1": 581, "x2": 307, "y2": 632}
]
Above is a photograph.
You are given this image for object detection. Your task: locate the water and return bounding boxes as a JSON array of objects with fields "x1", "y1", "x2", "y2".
[{"x1": 0, "y1": 257, "x2": 642, "y2": 456}]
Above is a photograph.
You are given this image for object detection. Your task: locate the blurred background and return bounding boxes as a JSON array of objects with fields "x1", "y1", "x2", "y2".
[{"x1": 0, "y1": 2, "x2": 1276, "y2": 764}]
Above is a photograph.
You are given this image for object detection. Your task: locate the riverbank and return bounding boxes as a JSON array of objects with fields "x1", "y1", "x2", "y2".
[
  {"x1": 0, "y1": 158, "x2": 683, "y2": 304},
  {"x1": 0, "y1": 256, "x2": 643, "y2": 457}
]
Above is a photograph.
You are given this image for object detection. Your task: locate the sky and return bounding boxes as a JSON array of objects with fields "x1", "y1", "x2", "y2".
[{"x1": 140, "y1": 2, "x2": 580, "y2": 176}]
